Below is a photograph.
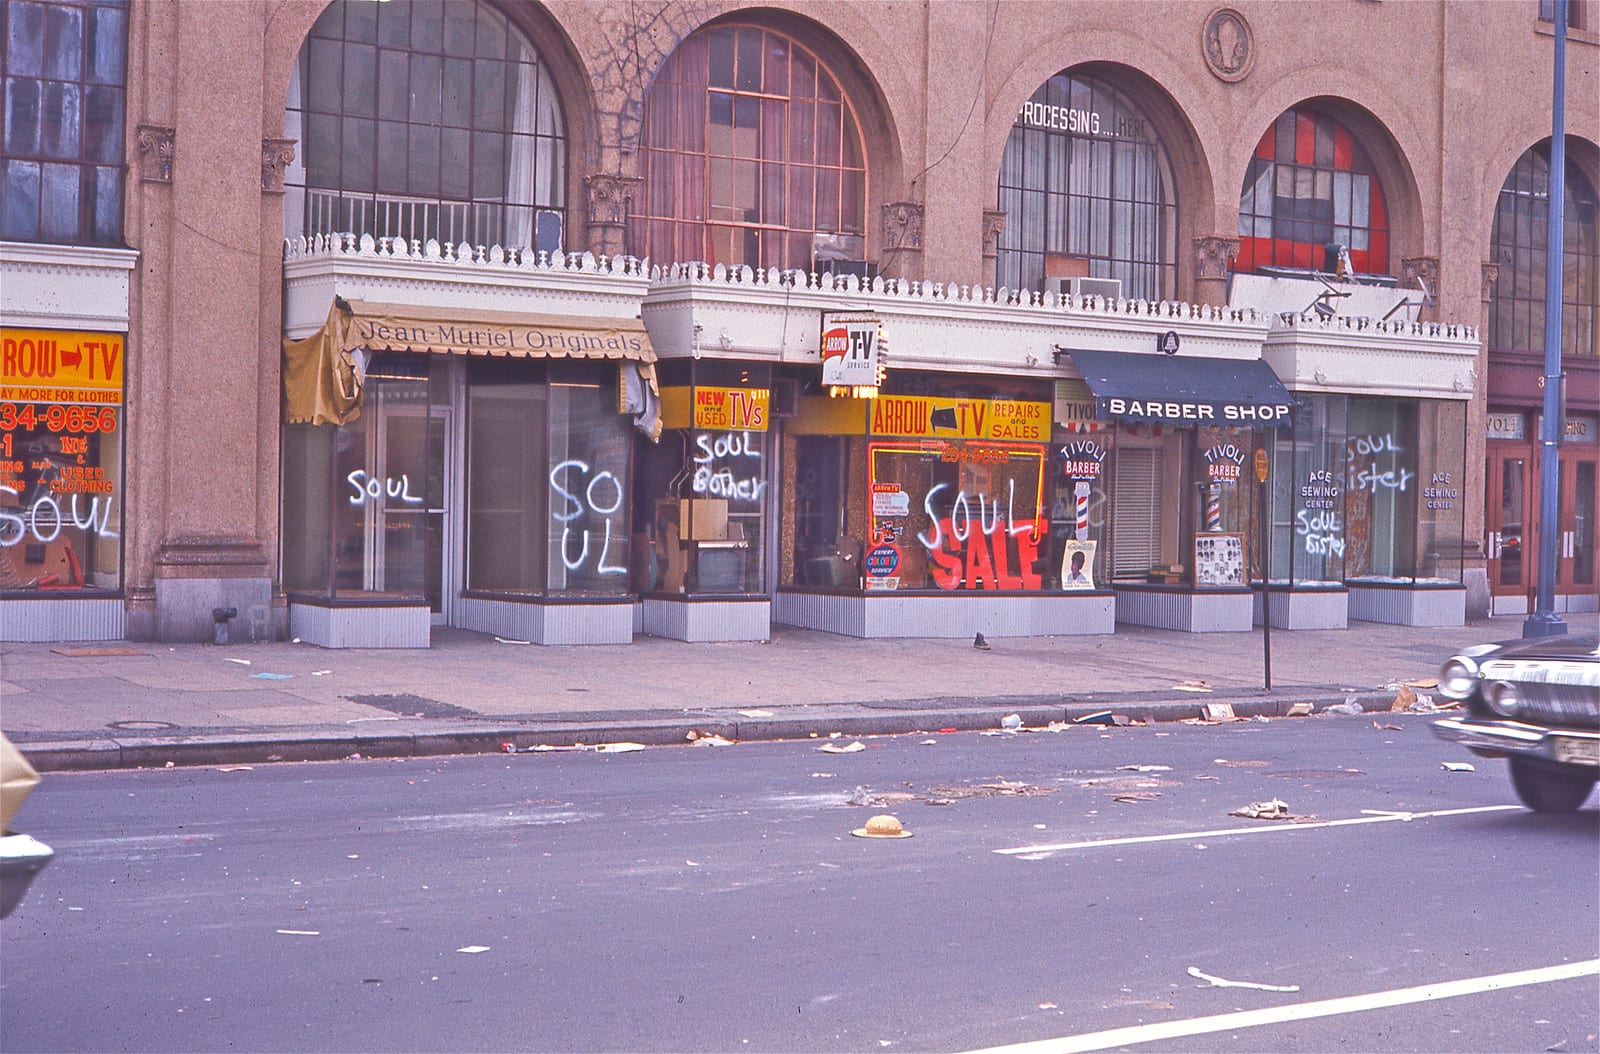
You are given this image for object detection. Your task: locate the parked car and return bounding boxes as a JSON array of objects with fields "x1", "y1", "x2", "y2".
[
  {"x1": 1, "y1": 734, "x2": 53, "y2": 918},
  {"x1": 1433, "y1": 633, "x2": 1600, "y2": 812}
]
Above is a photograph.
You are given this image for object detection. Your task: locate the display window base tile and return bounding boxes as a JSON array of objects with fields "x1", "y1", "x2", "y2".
[
  {"x1": 1114, "y1": 586, "x2": 1255, "y2": 633},
  {"x1": 289, "y1": 600, "x2": 431, "y2": 648},
  {"x1": 0, "y1": 596, "x2": 126, "y2": 642},
  {"x1": 773, "y1": 589, "x2": 1114, "y2": 639},
  {"x1": 641, "y1": 596, "x2": 770, "y2": 642},
  {"x1": 1346, "y1": 583, "x2": 1466, "y2": 627},
  {"x1": 1253, "y1": 588, "x2": 1350, "y2": 630}
]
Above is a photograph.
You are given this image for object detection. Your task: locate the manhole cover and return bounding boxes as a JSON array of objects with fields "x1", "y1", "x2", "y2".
[
  {"x1": 107, "y1": 720, "x2": 180, "y2": 731},
  {"x1": 346, "y1": 694, "x2": 477, "y2": 719}
]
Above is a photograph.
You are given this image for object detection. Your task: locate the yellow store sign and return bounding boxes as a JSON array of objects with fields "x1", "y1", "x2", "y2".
[
  {"x1": 869, "y1": 395, "x2": 1048, "y2": 442},
  {"x1": 1, "y1": 328, "x2": 125, "y2": 404},
  {"x1": 692, "y1": 386, "x2": 769, "y2": 431}
]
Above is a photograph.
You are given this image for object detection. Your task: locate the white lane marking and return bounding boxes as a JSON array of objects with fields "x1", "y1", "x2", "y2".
[
  {"x1": 962, "y1": 959, "x2": 1600, "y2": 1054},
  {"x1": 993, "y1": 805, "x2": 1521, "y2": 855}
]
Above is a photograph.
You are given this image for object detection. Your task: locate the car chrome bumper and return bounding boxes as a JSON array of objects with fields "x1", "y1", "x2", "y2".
[
  {"x1": 0, "y1": 832, "x2": 53, "y2": 919},
  {"x1": 1433, "y1": 717, "x2": 1600, "y2": 767}
]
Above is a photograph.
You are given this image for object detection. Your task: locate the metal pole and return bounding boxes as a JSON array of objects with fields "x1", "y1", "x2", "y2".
[
  {"x1": 1525, "y1": 0, "x2": 1568, "y2": 638},
  {"x1": 1256, "y1": 439, "x2": 1272, "y2": 690}
]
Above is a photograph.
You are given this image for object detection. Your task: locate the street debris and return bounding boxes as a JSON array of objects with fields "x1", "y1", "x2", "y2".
[
  {"x1": 526, "y1": 742, "x2": 647, "y2": 754},
  {"x1": 493, "y1": 636, "x2": 533, "y2": 645},
  {"x1": 926, "y1": 780, "x2": 1056, "y2": 799},
  {"x1": 1373, "y1": 720, "x2": 1403, "y2": 731},
  {"x1": 456, "y1": 946, "x2": 491, "y2": 954},
  {"x1": 1117, "y1": 764, "x2": 1172, "y2": 773},
  {"x1": 1286, "y1": 702, "x2": 1314, "y2": 717},
  {"x1": 1173, "y1": 680, "x2": 1213, "y2": 693},
  {"x1": 1230, "y1": 799, "x2": 1316, "y2": 821},
  {"x1": 686, "y1": 730, "x2": 736, "y2": 746},
  {"x1": 818, "y1": 740, "x2": 867, "y2": 754},
  {"x1": 1441, "y1": 761, "x2": 1476, "y2": 772},
  {"x1": 973, "y1": 632, "x2": 991, "y2": 651},
  {"x1": 216, "y1": 766, "x2": 253, "y2": 772},
  {"x1": 311, "y1": 670, "x2": 332, "y2": 676},
  {"x1": 251, "y1": 672, "x2": 292, "y2": 680},
  {"x1": 593, "y1": 742, "x2": 648, "y2": 753},
  {"x1": 736, "y1": 709, "x2": 773, "y2": 718},
  {"x1": 1073, "y1": 710, "x2": 1134, "y2": 726},
  {"x1": 1325, "y1": 697, "x2": 1365, "y2": 716},
  {"x1": 851, "y1": 814, "x2": 913, "y2": 838},
  {"x1": 276, "y1": 929, "x2": 320, "y2": 936},
  {"x1": 1200, "y1": 702, "x2": 1237, "y2": 722},
  {"x1": 846, "y1": 786, "x2": 920, "y2": 807},
  {"x1": 1214, "y1": 758, "x2": 1269, "y2": 767},
  {"x1": 1001, "y1": 713, "x2": 1023, "y2": 730},
  {"x1": 1111, "y1": 791, "x2": 1161, "y2": 804},
  {"x1": 1392, "y1": 686, "x2": 1456, "y2": 713},
  {"x1": 1187, "y1": 966, "x2": 1299, "y2": 993},
  {"x1": 223, "y1": 658, "x2": 251, "y2": 666}
]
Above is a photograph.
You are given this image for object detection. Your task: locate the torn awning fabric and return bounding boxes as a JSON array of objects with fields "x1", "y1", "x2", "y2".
[
  {"x1": 282, "y1": 297, "x2": 660, "y2": 435},
  {"x1": 1066, "y1": 349, "x2": 1295, "y2": 427}
]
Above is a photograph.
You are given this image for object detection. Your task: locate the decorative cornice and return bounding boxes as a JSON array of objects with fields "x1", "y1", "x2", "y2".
[
  {"x1": 1202, "y1": 7, "x2": 1255, "y2": 82},
  {"x1": 981, "y1": 210, "x2": 1006, "y2": 259},
  {"x1": 1193, "y1": 236, "x2": 1239, "y2": 281},
  {"x1": 136, "y1": 124, "x2": 174, "y2": 183},
  {"x1": 584, "y1": 173, "x2": 640, "y2": 225},
  {"x1": 1480, "y1": 261, "x2": 1501, "y2": 304},
  {"x1": 261, "y1": 138, "x2": 296, "y2": 194},
  {"x1": 882, "y1": 201, "x2": 924, "y2": 253}
]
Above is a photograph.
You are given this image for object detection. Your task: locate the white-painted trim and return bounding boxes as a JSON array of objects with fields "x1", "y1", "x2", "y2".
[{"x1": 0, "y1": 241, "x2": 139, "y2": 331}]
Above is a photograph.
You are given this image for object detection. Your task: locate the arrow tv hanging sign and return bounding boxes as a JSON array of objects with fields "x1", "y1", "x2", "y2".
[{"x1": 821, "y1": 317, "x2": 883, "y2": 391}]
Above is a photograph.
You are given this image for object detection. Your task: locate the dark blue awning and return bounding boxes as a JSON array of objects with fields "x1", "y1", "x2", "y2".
[{"x1": 1068, "y1": 350, "x2": 1294, "y2": 427}]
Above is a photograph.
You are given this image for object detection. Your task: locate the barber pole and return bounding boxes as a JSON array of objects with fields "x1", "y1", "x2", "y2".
[
  {"x1": 1075, "y1": 488, "x2": 1090, "y2": 541},
  {"x1": 1205, "y1": 485, "x2": 1223, "y2": 532}
]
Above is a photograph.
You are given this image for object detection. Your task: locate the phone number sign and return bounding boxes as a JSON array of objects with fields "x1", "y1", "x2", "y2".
[{"x1": 1, "y1": 328, "x2": 125, "y2": 404}]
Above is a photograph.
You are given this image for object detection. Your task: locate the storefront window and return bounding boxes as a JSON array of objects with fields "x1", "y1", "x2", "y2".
[
  {"x1": 632, "y1": 24, "x2": 868, "y2": 270},
  {"x1": 1, "y1": 328, "x2": 124, "y2": 591},
  {"x1": 285, "y1": 0, "x2": 566, "y2": 252},
  {"x1": 282, "y1": 353, "x2": 447, "y2": 606},
  {"x1": 1415, "y1": 400, "x2": 1466, "y2": 584},
  {"x1": 636, "y1": 361, "x2": 770, "y2": 594},
  {"x1": 1237, "y1": 107, "x2": 1389, "y2": 275},
  {"x1": 1272, "y1": 394, "x2": 1347, "y2": 585},
  {"x1": 997, "y1": 72, "x2": 1177, "y2": 300},
  {"x1": 1345, "y1": 398, "x2": 1418, "y2": 582},
  {"x1": 1048, "y1": 430, "x2": 1112, "y2": 589},
  {"x1": 465, "y1": 359, "x2": 632, "y2": 596}
]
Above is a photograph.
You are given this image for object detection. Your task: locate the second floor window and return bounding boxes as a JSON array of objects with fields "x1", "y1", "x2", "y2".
[
  {"x1": 632, "y1": 24, "x2": 868, "y2": 272},
  {"x1": 285, "y1": 0, "x2": 566, "y2": 254},
  {"x1": 1489, "y1": 145, "x2": 1598, "y2": 358},
  {"x1": 1237, "y1": 107, "x2": 1389, "y2": 276},
  {"x1": 0, "y1": 0, "x2": 128, "y2": 245}
]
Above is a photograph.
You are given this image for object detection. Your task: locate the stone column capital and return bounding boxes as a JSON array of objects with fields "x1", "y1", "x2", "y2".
[
  {"x1": 1193, "y1": 236, "x2": 1239, "y2": 281},
  {"x1": 882, "y1": 201, "x2": 924, "y2": 253},
  {"x1": 137, "y1": 125, "x2": 175, "y2": 183},
  {"x1": 981, "y1": 209, "x2": 1006, "y2": 260},
  {"x1": 261, "y1": 138, "x2": 296, "y2": 194}
]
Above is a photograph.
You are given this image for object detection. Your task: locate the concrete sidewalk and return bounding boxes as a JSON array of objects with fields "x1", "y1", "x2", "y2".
[{"x1": 3, "y1": 614, "x2": 1593, "y2": 771}]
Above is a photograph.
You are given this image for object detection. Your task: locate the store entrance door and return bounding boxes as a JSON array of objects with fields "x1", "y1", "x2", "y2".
[
  {"x1": 1488, "y1": 442, "x2": 1599, "y2": 612},
  {"x1": 363, "y1": 388, "x2": 451, "y2": 622}
]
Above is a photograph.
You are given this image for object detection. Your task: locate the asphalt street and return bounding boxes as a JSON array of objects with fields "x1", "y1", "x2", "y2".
[{"x1": 2, "y1": 713, "x2": 1595, "y2": 1053}]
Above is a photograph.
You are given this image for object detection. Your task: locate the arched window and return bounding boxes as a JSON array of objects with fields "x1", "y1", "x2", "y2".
[
  {"x1": 996, "y1": 73, "x2": 1177, "y2": 301},
  {"x1": 0, "y1": 0, "x2": 128, "y2": 245},
  {"x1": 284, "y1": 0, "x2": 565, "y2": 252},
  {"x1": 1237, "y1": 108, "x2": 1388, "y2": 275},
  {"x1": 1490, "y1": 146, "x2": 1598, "y2": 357},
  {"x1": 632, "y1": 24, "x2": 868, "y2": 271}
]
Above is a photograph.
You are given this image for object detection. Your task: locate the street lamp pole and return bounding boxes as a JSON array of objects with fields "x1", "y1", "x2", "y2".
[{"x1": 1525, "y1": 0, "x2": 1569, "y2": 639}]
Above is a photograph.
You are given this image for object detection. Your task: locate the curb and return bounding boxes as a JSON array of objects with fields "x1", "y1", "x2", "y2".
[{"x1": 16, "y1": 689, "x2": 1404, "y2": 772}]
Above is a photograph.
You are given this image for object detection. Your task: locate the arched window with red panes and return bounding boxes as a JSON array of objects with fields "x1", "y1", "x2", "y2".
[
  {"x1": 631, "y1": 24, "x2": 868, "y2": 271},
  {"x1": 1236, "y1": 107, "x2": 1389, "y2": 276}
]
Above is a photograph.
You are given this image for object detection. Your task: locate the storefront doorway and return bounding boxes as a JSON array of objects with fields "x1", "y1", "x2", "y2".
[{"x1": 1488, "y1": 436, "x2": 1598, "y2": 612}]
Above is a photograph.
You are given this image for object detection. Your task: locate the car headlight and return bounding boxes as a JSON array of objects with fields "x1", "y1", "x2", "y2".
[
  {"x1": 1439, "y1": 657, "x2": 1480, "y2": 699},
  {"x1": 1487, "y1": 681, "x2": 1521, "y2": 718}
]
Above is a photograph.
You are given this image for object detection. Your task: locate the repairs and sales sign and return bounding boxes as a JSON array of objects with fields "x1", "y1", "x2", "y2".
[
  {"x1": 869, "y1": 395, "x2": 1049, "y2": 441},
  {"x1": 692, "y1": 386, "x2": 769, "y2": 431}
]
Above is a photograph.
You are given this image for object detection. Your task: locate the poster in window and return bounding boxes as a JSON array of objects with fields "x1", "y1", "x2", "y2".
[
  {"x1": 1194, "y1": 532, "x2": 1245, "y2": 587},
  {"x1": 1061, "y1": 539, "x2": 1096, "y2": 590}
]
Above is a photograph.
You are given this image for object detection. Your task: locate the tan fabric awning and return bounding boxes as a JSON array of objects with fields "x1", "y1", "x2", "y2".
[{"x1": 283, "y1": 298, "x2": 657, "y2": 428}]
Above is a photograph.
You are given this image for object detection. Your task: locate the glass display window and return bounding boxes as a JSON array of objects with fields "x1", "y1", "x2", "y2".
[
  {"x1": 1345, "y1": 397, "x2": 1422, "y2": 583},
  {"x1": 0, "y1": 328, "x2": 124, "y2": 592},
  {"x1": 1271, "y1": 394, "x2": 1348, "y2": 586},
  {"x1": 1048, "y1": 430, "x2": 1112, "y2": 589}
]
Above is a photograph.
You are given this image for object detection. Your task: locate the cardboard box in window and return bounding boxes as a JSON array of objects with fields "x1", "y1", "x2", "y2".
[{"x1": 679, "y1": 498, "x2": 728, "y2": 541}]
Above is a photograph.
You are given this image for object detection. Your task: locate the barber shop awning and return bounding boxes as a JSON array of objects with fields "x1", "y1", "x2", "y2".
[
  {"x1": 284, "y1": 298, "x2": 656, "y2": 427},
  {"x1": 1067, "y1": 349, "x2": 1294, "y2": 428}
]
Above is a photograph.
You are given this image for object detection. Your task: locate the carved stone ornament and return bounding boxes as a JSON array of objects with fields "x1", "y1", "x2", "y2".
[
  {"x1": 882, "y1": 201, "x2": 924, "y2": 252},
  {"x1": 1193, "y1": 236, "x2": 1239, "y2": 280},
  {"x1": 585, "y1": 173, "x2": 640, "y2": 225},
  {"x1": 1480, "y1": 261, "x2": 1501, "y2": 304},
  {"x1": 137, "y1": 124, "x2": 175, "y2": 183},
  {"x1": 982, "y1": 209, "x2": 1006, "y2": 259},
  {"x1": 1402, "y1": 256, "x2": 1440, "y2": 299},
  {"x1": 261, "y1": 138, "x2": 296, "y2": 194},
  {"x1": 1202, "y1": 8, "x2": 1255, "y2": 83}
]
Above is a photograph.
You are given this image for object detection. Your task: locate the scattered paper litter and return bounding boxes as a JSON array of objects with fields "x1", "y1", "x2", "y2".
[
  {"x1": 223, "y1": 658, "x2": 251, "y2": 666},
  {"x1": 1230, "y1": 799, "x2": 1307, "y2": 820},
  {"x1": 736, "y1": 709, "x2": 774, "y2": 718},
  {"x1": 251, "y1": 672, "x2": 292, "y2": 680},
  {"x1": 217, "y1": 766, "x2": 253, "y2": 772},
  {"x1": 276, "y1": 929, "x2": 320, "y2": 936},
  {"x1": 817, "y1": 740, "x2": 867, "y2": 754},
  {"x1": 1188, "y1": 966, "x2": 1299, "y2": 992},
  {"x1": 456, "y1": 946, "x2": 491, "y2": 954},
  {"x1": 1174, "y1": 680, "x2": 1213, "y2": 693},
  {"x1": 1117, "y1": 764, "x2": 1172, "y2": 773},
  {"x1": 311, "y1": 670, "x2": 332, "y2": 677},
  {"x1": 494, "y1": 636, "x2": 533, "y2": 645},
  {"x1": 1286, "y1": 702, "x2": 1314, "y2": 717},
  {"x1": 593, "y1": 742, "x2": 647, "y2": 754},
  {"x1": 1000, "y1": 713, "x2": 1023, "y2": 730},
  {"x1": 1201, "y1": 702, "x2": 1237, "y2": 722},
  {"x1": 1441, "y1": 761, "x2": 1476, "y2": 772},
  {"x1": 687, "y1": 731, "x2": 736, "y2": 747},
  {"x1": 1325, "y1": 698, "x2": 1365, "y2": 716}
]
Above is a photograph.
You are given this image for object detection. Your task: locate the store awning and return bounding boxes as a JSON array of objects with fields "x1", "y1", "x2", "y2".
[
  {"x1": 1067, "y1": 349, "x2": 1294, "y2": 427},
  {"x1": 283, "y1": 298, "x2": 657, "y2": 429}
]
